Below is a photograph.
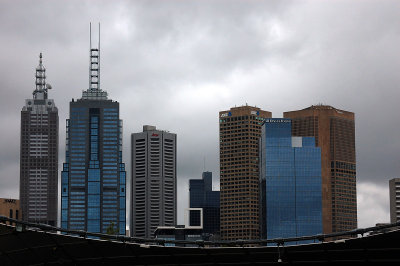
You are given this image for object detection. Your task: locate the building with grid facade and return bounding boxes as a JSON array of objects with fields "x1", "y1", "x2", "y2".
[
  {"x1": 189, "y1": 171, "x2": 220, "y2": 236},
  {"x1": 61, "y1": 27, "x2": 126, "y2": 234},
  {"x1": 219, "y1": 105, "x2": 272, "y2": 240},
  {"x1": 389, "y1": 178, "x2": 400, "y2": 223},
  {"x1": 284, "y1": 105, "x2": 356, "y2": 234},
  {"x1": 131, "y1": 125, "x2": 177, "y2": 238},
  {"x1": 20, "y1": 54, "x2": 58, "y2": 226},
  {"x1": 259, "y1": 118, "x2": 322, "y2": 241}
]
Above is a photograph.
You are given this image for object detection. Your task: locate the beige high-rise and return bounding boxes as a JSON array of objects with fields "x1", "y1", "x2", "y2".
[
  {"x1": 219, "y1": 105, "x2": 271, "y2": 240},
  {"x1": 284, "y1": 105, "x2": 357, "y2": 234}
]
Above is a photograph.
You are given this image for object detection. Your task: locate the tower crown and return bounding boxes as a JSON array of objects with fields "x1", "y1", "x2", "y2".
[
  {"x1": 81, "y1": 23, "x2": 108, "y2": 100},
  {"x1": 33, "y1": 53, "x2": 51, "y2": 100}
]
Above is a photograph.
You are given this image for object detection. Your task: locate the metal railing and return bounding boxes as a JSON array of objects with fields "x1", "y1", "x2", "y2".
[{"x1": 1, "y1": 215, "x2": 399, "y2": 248}]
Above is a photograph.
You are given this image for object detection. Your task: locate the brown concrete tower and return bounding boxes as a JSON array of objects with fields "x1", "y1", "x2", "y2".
[
  {"x1": 284, "y1": 105, "x2": 357, "y2": 234},
  {"x1": 219, "y1": 105, "x2": 271, "y2": 240}
]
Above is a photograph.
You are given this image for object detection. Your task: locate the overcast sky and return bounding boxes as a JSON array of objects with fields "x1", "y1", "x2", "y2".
[{"x1": 0, "y1": 0, "x2": 399, "y2": 228}]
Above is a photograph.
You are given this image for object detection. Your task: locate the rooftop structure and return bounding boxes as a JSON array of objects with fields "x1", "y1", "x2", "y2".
[{"x1": 1, "y1": 216, "x2": 400, "y2": 264}]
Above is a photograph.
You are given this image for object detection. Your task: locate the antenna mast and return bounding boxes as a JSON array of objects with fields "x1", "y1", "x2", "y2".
[
  {"x1": 82, "y1": 23, "x2": 107, "y2": 100},
  {"x1": 89, "y1": 22, "x2": 100, "y2": 91},
  {"x1": 33, "y1": 53, "x2": 47, "y2": 100}
]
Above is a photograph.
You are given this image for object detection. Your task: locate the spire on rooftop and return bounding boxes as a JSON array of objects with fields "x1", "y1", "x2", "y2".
[
  {"x1": 33, "y1": 53, "x2": 52, "y2": 100},
  {"x1": 82, "y1": 22, "x2": 108, "y2": 100}
]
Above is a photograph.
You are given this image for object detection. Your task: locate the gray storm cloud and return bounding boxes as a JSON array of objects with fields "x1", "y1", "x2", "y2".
[{"x1": 0, "y1": 0, "x2": 399, "y2": 226}]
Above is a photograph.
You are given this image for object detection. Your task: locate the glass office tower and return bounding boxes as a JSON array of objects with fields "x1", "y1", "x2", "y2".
[
  {"x1": 260, "y1": 118, "x2": 322, "y2": 241},
  {"x1": 61, "y1": 25, "x2": 126, "y2": 234},
  {"x1": 284, "y1": 105, "x2": 356, "y2": 234},
  {"x1": 189, "y1": 171, "x2": 220, "y2": 236}
]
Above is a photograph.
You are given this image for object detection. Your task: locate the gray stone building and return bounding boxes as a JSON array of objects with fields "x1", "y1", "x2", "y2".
[
  {"x1": 131, "y1": 125, "x2": 177, "y2": 238},
  {"x1": 20, "y1": 53, "x2": 58, "y2": 225}
]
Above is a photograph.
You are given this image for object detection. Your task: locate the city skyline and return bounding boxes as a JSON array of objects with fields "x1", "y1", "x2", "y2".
[{"x1": 0, "y1": 0, "x2": 399, "y2": 229}]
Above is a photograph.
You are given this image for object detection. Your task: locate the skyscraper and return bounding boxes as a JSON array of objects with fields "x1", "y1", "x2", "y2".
[
  {"x1": 259, "y1": 118, "x2": 322, "y2": 241},
  {"x1": 284, "y1": 105, "x2": 357, "y2": 234},
  {"x1": 219, "y1": 105, "x2": 272, "y2": 240},
  {"x1": 61, "y1": 25, "x2": 126, "y2": 234},
  {"x1": 131, "y1": 125, "x2": 176, "y2": 238},
  {"x1": 189, "y1": 171, "x2": 220, "y2": 236},
  {"x1": 389, "y1": 178, "x2": 400, "y2": 223},
  {"x1": 20, "y1": 53, "x2": 58, "y2": 226}
]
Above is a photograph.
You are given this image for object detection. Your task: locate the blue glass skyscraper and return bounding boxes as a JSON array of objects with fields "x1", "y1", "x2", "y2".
[
  {"x1": 61, "y1": 24, "x2": 126, "y2": 235},
  {"x1": 189, "y1": 172, "x2": 220, "y2": 236},
  {"x1": 260, "y1": 118, "x2": 322, "y2": 242}
]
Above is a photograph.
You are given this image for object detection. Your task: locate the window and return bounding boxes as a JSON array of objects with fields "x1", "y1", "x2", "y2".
[{"x1": 9, "y1": 209, "x2": 13, "y2": 219}]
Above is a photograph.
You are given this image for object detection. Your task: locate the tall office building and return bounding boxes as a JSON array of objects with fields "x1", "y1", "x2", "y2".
[
  {"x1": 219, "y1": 105, "x2": 272, "y2": 240},
  {"x1": 131, "y1": 125, "x2": 177, "y2": 238},
  {"x1": 61, "y1": 25, "x2": 126, "y2": 234},
  {"x1": 259, "y1": 118, "x2": 322, "y2": 241},
  {"x1": 20, "y1": 53, "x2": 58, "y2": 225},
  {"x1": 189, "y1": 171, "x2": 220, "y2": 236},
  {"x1": 284, "y1": 105, "x2": 356, "y2": 234},
  {"x1": 389, "y1": 178, "x2": 400, "y2": 223}
]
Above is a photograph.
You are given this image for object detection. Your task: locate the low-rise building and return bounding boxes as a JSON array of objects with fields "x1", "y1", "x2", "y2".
[{"x1": 0, "y1": 198, "x2": 21, "y2": 224}]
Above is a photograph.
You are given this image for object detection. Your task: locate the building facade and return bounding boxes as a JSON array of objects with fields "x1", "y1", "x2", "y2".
[
  {"x1": 259, "y1": 118, "x2": 322, "y2": 241},
  {"x1": 61, "y1": 29, "x2": 126, "y2": 234},
  {"x1": 131, "y1": 125, "x2": 177, "y2": 238},
  {"x1": 154, "y1": 225, "x2": 203, "y2": 247},
  {"x1": 20, "y1": 54, "x2": 58, "y2": 225},
  {"x1": 0, "y1": 198, "x2": 21, "y2": 223},
  {"x1": 189, "y1": 171, "x2": 220, "y2": 236},
  {"x1": 284, "y1": 105, "x2": 357, "y2": 234},
  {"x1": 219, "y1": 105, "x2": 272, "y2": 240},
  {"x1": 389, "y1": 178, "x2": 400, "y2": 223}
]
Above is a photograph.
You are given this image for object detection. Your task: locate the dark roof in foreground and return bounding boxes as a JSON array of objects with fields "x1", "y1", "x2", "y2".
[{"x1": 1, "y1": 216, "x2": 400, "y2": 265}]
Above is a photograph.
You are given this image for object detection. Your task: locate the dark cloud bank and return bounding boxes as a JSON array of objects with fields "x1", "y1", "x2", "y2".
[{"x1": 0, "y1": 0, "x2": 399, "y2": 227}]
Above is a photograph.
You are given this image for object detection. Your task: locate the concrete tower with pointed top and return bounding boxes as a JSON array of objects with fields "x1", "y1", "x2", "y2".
[
  {"x1": 61, "y1": 24, "x2": 126, "y2": 234},
  {"x1": 20, "y1": 53, "x2": 59, "y2": 225}
]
